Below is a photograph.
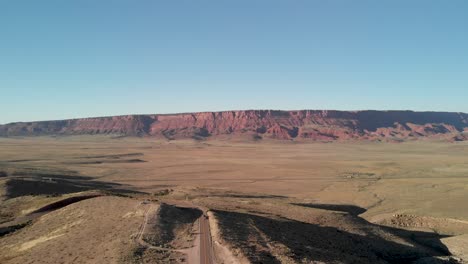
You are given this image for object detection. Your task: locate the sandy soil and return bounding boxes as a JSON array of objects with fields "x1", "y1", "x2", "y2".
[
  {"x1": 0, "y1": 196, "x2": 146, "y2": 264},
  {"x1": 1, "y1": 136, "x2": 468, "y2": 262}
]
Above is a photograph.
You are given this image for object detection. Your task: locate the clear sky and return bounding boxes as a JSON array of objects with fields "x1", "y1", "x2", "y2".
[{"x1": 1, "y1": 0, "x2": 468, "y2": 124}]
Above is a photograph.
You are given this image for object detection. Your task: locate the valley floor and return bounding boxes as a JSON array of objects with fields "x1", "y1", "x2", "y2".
[{"x1": 0, "y1": 136, "x2": 467, "y2": 263}]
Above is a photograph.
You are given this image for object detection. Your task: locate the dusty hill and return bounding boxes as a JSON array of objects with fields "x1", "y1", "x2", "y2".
[{"x1": 1, "y1": 110, "x2": 468, "y2": 141}]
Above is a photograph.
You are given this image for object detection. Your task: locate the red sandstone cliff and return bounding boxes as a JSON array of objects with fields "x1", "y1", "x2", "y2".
[{"x1": 1, "y1": 110, "x2": 467, "y2": 141}]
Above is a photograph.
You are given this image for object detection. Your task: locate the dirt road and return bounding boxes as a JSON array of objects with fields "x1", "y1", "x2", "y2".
[
  {"x1": 199, "y1": 214, "x2": 215, "y2": 264},
  {"x1": 136, "y1": 202, "x2": 215, "y2": 264}
]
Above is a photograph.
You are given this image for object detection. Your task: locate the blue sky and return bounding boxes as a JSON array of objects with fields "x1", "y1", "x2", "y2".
[{"x1": 1, "y1": 0, "x2": 468, "y2": 124}]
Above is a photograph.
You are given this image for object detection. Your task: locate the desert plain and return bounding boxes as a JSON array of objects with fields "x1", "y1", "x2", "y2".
[{"x1": 1, "y1": 136, "x2": 468, "y2": 263}]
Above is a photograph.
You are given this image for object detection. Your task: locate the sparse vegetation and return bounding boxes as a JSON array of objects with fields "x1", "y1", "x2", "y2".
[
  {"x1": 152, "y1": 189, "x2": 173, "y2": 197},
  {"x1": 121, "y1": 245, "x2": 145, "y2": 264},
  {"x1": 1, "y1": 137, "x2": 468, "y2": 263}
]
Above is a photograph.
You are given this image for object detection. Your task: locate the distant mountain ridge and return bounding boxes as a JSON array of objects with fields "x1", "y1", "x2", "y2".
[{"x1": 1, "y1": 110, "x2": 468, "y2": 141}]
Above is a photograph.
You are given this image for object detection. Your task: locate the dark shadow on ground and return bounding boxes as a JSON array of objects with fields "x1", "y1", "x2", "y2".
[
  {"x1": 144, "y1": 203, "x2": 202, "y2": 247},
  {"x1": 64, "y1": 159, "x2": 147, "y2": 165},
  {"x1": 78, "y1": 152, "x2": 144, "y2": 159},
  {"x1": 11, "y1": 171, "x2": 92, "y2": 180},
  {"x1": 0, "y1": 194, "x2": 103, "y2": 237},
  {"x1": 213, "y1": 208, "x2": 455, "y2": 264},
  {"x1": 31, "y1": 194, "x2": 103, "y2": 214},
  {"x1": 293, "y1": 203, "x2": 452, "y2": 255},
  {"x1": 0, "y1": 221, "x2": 30, "y2": 237},
  {"x1": 291, "y1": 203, "x2": 366, "y2": 216},
  {"x1": 6, "y1": 159, "x2": 49, "y2": 163},
  {"x1": 208, "y1": 194, "x2": 287, "y2": 199},
  {"x1": 4, "y1": 172, "x2": 145, "y2": 199}
]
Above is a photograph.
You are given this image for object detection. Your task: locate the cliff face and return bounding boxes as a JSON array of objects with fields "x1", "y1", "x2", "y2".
[{"x1": 1, "y1": 110, "x2": 468, "y2": 141}]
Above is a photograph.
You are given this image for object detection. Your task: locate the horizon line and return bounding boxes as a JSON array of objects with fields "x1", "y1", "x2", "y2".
[{"x1": 2, "y1": 109, "x2": 468, "y2": 125}]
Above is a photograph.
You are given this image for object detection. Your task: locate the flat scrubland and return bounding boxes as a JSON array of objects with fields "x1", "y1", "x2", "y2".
[{"x1": 1, "y1": 136, "x2": 468, "y2": 263}]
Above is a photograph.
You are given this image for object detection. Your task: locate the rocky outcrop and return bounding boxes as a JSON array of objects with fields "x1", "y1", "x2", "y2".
[{"x1": 1, "y1": 110, "x2": 468, "y2": 141}]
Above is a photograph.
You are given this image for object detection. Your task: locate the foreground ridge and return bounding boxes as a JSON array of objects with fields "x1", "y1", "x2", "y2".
[{"x1": 1, "y1": 110, "x2": 468, "y2": 141}]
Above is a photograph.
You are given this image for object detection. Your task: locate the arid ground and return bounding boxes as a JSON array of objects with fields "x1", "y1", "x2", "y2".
[{"x1": 1, "y1": 136, "x2": 468, "y2": 263}]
